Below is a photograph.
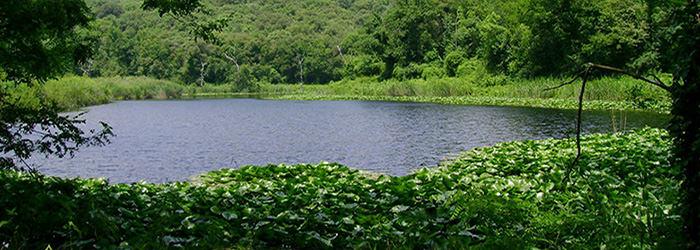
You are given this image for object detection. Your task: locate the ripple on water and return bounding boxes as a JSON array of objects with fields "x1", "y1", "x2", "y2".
[{"x1": 31, "y1": 99, "x2": 668, "y2": 183}]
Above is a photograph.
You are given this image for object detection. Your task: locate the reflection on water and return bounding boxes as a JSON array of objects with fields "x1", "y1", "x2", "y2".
[{"x1": 31, "y1": 99, "x2": 668, "y2": 183}]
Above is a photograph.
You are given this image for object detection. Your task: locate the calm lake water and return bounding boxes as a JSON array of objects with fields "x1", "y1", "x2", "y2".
[{"x1": 32, "y1": 99, "x2": 668, "y2": 183}]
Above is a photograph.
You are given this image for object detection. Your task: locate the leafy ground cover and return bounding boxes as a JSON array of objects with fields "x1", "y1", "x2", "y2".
[
  {"x1": 0, "y1": 128, "x2": 681, "y2": 249},
  {"x1": 265, "y1": 94, "x2": 654, "y2": 113}
]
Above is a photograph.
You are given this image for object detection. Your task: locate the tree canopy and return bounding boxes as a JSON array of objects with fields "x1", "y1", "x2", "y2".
[
  {"x1": 0, "y1": 0, "x2": 112, "y2": 171},
  {"x1": 67, "y1": 0, "x2": 690, "y2": 87}
]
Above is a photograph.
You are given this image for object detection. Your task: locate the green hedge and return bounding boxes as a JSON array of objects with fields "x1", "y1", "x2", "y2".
[{"x1": 0, "y1": 129, "x2": 681, "y2": 248}]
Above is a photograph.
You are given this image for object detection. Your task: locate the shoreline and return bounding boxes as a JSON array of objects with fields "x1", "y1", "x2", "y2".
[
  {"x1": 32, "y1": 76, "x2": 671, "y2": 113},
  {"x1": 178, "y1": 92, "x2": 670, "y2": 113}
]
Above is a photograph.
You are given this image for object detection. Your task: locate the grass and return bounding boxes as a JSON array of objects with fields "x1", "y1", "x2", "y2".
[
  {"x1": 42, "y1": 76, "x2": 186, "y2": 110},
  {"x1": 254, "y1": 76, "x2": 671, "y2": 112},
  {"x1": 0, "y1": 128, "x2": 682, "y2": 248},
  {"x1": 33, "y1": 74, "x2": 671, "y2": 112}
]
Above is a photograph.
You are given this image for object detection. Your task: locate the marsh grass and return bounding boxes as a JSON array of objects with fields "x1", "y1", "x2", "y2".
[
  {"x1": 261, "y1": 76, "x2": 669, "y2": 101},
  {"x1": 36, "y1": 75, "x2": 670, "y2": 112},
  {"x1": 43, "y1": 76, "x2": 185, "y2": 110}
]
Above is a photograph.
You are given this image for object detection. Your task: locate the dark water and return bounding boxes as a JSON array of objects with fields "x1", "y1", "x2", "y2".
[{"x1": 31, "y1": 99, "x2": 668, "y2": 183}]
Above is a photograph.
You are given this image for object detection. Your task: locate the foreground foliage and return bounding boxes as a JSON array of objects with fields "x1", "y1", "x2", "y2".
[{"x1": 0, "y1": 129, "x2": 681, "y2": 248}]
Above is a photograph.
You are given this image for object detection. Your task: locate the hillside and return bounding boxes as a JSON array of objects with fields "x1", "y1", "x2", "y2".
[{"x1": 83, "y1": 0, "x2": 390, "y2": 85}]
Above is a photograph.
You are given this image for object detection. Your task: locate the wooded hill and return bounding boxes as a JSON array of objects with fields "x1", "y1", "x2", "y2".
[{"x1": 82, "y1": 0, "x2": 685, "y2": 88}]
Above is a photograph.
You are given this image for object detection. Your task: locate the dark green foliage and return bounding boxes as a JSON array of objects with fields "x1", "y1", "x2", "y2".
[
  {"x1": 0, "y1": 0, "x2": 93, "y2": 83},
  {"x1": 142, "y1": 0, "x2": 202, "y2": 17},
  {"x1": 342, "y1": 0, "x2": 688, "y2": 79},
  {"x1": 42, "y1": 0, "x2": 685, "y2": 85},
  {"x1": 665, "y1": 0, "x2": 700, "y2": 246},
  {"x1": 0, "y1": 129, "x2": 682, "y2": 248},
  {"x1": 67, "y1": 0, "x2": 690, "y2": 84},
  {"x1": 0, "y1": 0, "x2": 113, "y2": 171},
  {"x1": 0, "y1": 84, "x2": 114, "y2": 171}
]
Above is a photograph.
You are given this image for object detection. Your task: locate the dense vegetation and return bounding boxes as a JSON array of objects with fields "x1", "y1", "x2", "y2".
[
  {"x1": 0, "y1": 129, "x2": 681, "y2": 248},
  {"x1": 2, "y1": 0, "x2": 699, "y2": 247},
  {"x1": 78, "y1": 0, "x2": 685, "y2": 87},
  {"x1": 81, "y1": 0, "x2": 388, "y2": 86},
  {"x1": 4, "y1": 0, "x2": 676, "y2": 114}
]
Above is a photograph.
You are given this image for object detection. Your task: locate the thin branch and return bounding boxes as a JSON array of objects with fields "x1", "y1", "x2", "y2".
[
  {"x1": 586, "y1": 63, "x2": 672, "y2": 92},
  {"x1": 562, "y1": 68, "x2": 590, "y2": 185},
  {"x1": 544, "y1": 70, "x2": 585, "y2": 91},
  {"x1": 30, "y1": 129, "x2": 51, "y2": 137},
  {"x1": 572, "y1": 69, "x2": 589, "y2": 167},
  {"x1": 222, "y1": 52, "x2": 241, "y2": 74},
  {"x1": 544, "y1": 75, "x2": 581, "y2": 91},
  {"x1": 547, "y1": 62, "x2": 672, "y2": 186}
]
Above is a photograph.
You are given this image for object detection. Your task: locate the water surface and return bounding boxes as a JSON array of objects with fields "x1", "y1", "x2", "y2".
[{"x1": 31, "y1": 99, "x2": 667, "y2": 183}]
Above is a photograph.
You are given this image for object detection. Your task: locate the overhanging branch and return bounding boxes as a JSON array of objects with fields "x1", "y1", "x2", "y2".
[
  {"x1": 586, "y1": 63, "x2": 672, "y2": 92},
  {"x1": 545, "y1": 63, "x2": 672, "y2": 185}
]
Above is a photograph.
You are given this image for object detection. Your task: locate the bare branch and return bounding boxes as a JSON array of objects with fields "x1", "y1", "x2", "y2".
[
  {"x1": 562, "y1": 68, "x2": 590, "y2": 185},
  {"x1": 221, "y1": 52, "x2": 240, "y2": 73},
  {"x1": 586, "y1": 63, "x2": 671, "y2": 92},
  {"x1": 556, "y1": 62, "x2": 672, "y2": 186},
  {"x1": 544, "y1": 74, "x2": 582, "y2": 91}
]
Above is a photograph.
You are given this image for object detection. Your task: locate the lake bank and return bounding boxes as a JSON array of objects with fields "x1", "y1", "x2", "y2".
[
  {"x1": 33, "y1": 75, "x2": 671, "y2": 113},
  {"x1": 1, "y1": 128, "x2": 681, "y2": 248}
]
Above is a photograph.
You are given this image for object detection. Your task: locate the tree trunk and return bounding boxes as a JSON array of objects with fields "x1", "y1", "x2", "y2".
[
  {"x1": 670, "y1": 3, "x2": 700, "y2": 246},
  {"x1": 198, "y1": 61, "x2": 207, "y2": 87},
  {"x1": 222, "y1": 52, "x2": 241, "y2": 83},
  {"x1": 297, "y1": 55, "x2": 304, "y2": 84},
  {"x1": 672, "y1": 39, "x2": 700, "y2": 249}
]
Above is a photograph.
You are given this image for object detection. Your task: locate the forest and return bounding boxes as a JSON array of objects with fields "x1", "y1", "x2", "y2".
[
  {"x1": 79, "y1": 0, "x2": 682, "y2": 87},
  {"x1": 1, "y1": 0, "x2": 699, "y2": 248}
]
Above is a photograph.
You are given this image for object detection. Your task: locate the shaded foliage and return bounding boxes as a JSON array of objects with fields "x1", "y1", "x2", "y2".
[
  {"x1": 82, "y1": 0, "x2": 389, "y2": 86},
  {"x1": 0, "y1": 0, "x2": 113, "y2": 171},
  {"x1": 0, "y1": 0, "x2": 93, "y2": 83}
]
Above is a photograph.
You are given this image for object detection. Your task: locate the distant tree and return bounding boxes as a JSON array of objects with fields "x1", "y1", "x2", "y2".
[{"x1": 379, "y1": 0, "x2": 451, "y2": 78}]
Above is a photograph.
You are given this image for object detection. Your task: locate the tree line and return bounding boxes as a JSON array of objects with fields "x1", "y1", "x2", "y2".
[
  {"x1": 81, "y1": 0, "x2": 388, "y2": 88},
  {"x1": 80, "y1": 0, "x2": 686, "y2": 88}
]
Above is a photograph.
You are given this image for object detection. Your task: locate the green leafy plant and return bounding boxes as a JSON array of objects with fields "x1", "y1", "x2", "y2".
[{"x1": 0, "y1": 128, "x2": 682, "y2": 248}]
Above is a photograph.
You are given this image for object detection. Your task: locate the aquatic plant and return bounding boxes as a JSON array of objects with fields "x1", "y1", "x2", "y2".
[{"x1": 0, "y1": 128, "x2": 680, "y2": 248}]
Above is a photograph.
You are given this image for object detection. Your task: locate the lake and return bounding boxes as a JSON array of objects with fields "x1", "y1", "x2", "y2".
[{"x1": 31, "y1": 99, "x2": 668, "y2": 183}]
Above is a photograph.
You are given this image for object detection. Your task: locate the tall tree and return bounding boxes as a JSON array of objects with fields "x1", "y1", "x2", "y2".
[
  {"x1": 558, "y1": 1, "x2": 699, "y2": 246},
  {"x1": 0, "y1": 0, "x2": 113, "y2": 170},
  {"x1": 668, "y1": 0, "x2": 700, "y2": 246}
]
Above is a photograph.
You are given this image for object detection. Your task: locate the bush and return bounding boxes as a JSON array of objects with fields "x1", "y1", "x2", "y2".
[
  {"x1": 43, "y1": 77, "x2": 112, "y2": 110},
  {"x1": 344, "y1": 55, "x2": 383, "y2": 78},
  {"x1": 444, "y1": 51, "x2": 466, "y2": 77},
  {"x1": 392, "y1": 64, "x2": 422, "y2": 80},
  {"x1": 420, "y1": 64, "x2": 446, "y2": 80},
  {"x1": 42, "y1": 76, "x2": 185, "y2": 111}
]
